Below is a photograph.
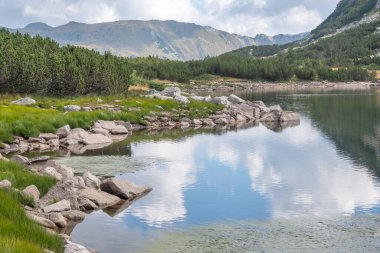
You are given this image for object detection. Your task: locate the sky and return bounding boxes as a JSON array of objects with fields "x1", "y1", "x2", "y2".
[{"x1": 0, "y1": 0, "x2": 341, "y2": 36}]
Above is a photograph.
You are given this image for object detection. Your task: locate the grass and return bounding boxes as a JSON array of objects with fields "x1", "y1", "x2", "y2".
[
  {"x1": 0, "y1": 160, "x2": 63, "y2": 253},
  {"x1": 0, "y1": 95, "x2": 223, "y2": 143}
]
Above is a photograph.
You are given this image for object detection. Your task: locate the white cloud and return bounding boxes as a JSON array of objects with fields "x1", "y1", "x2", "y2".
[{"x1": 1, "y1": 0, "x2": 340, "y2": 36}]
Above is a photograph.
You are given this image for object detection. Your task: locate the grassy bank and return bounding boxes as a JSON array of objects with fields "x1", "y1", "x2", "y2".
[
  {"x1": 0, "y1": 95, "x2": 223, "y2": 143},
  {"x1": 0, "y1": 160, "x2": 63, "y2": 253}
]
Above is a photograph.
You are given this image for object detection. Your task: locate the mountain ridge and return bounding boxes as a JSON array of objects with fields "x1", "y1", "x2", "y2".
[{"x1": 9, "y1": 20, "x2": 308, "y2": 61}]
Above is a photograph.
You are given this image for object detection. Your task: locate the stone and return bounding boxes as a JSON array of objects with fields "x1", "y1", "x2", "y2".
[
  {"x1": 38, "y1": 181, "x2": 79, "y2": 210},
  {"x1": 47, "y1": 139, "x2": 60, "y2": 147},
  {"x1": 64, "y1": 241, "x2": 92, "y2": 253},
  {"x1": 192, "y1": 119, "x2": 203, "y2": 125},
  {"x1": 72, "y1": 176, "x2": 86, "y2": 189},
  {"x1": 160, "y1": 87, "x2": 181, "y2": 97},
  {"x1": 228, "y1": 94, "x2": 245, "y2": 104},
  {"x1": 78, "y1": 197, "x2": 98, "y2": 211},
  {"x1": 110, "y1": 125, "x2": 129, "y2": 135},
  {"x1": 21, "y1": 185, "x2": 40, "y2": 204},
  {"x1": 61, "y1": 210, "x2": 86, "y2": 221},
  {"x1": 82, "y1": 107, "x2": 92, "y2": 112},
  {"x1": 91, "y1": 128, "x2": 110, "y2": 136},
  {"x1": 11, "y1": 97, "x2": 36, "y2": 106},
  {"x1": 114, "y1": 121, "x2": 133, "y2": 131},
  {"x1": 78, "y1": 188, "x2": 121, "y2": 208},
  {"x1": 100, "y1": 178, "x2": 152, "y2": 200},
  {"x1": 26, "y1": 212, "x2": 56, "y2": 229},
  {"x1": 235, "y1": 114, "x2": 247, "y2": 122},
  {"x1": 39, "y1": 133, "x2": 59, "y2": 141},
  {"x1": 30, "y1": 156, "x2": 50, "y2": 163},
  {"x1": 11, "y1": 154, "x2": 30, "y2": 165},
  {"x1": 260, "y1": 111, "x2": 281, "y2": 122},
  {"x1": 190, "y1": 95, "x2": 206, "y2": 102},
  {"x1": 82, "y1": 134, "x2": 113, "y2": 145},
  {"x1": 42, "y1": 167, "x2": 63, "y2": 180},
  {"x1": 64, "y1": 105, "x2": 81, "y2": 112},
  {"x1": 83, "y1": 171, "x2": 101, "y2": 190},
  {"x1": 174, "y1": 95, "x2": 190, "y2": 104},
  {"x1": 0, "y1": 179, "x2": 12, "y2": 189},
  {"x1": 280, "y1": 111, "x2": 301, "y2": 122},
  {"x1": 43, "y1": 199, "x2": 71, "y2": 213},
  {"x1": 269, "y1": 105, "x2": 283, "y2": 113},
  {"x1": 39, "y1": 144, "x2": 51, "y2": 151},
  {"x1": 214, "y1": 118, "x2": 229, "y2": 125},
  {"x1": 211, "y1": 96, "x2": 230, "y2": 106},
  {"x1": 55, "y1": 164, "x2": 75, "y2": 180},
  {"x1": 49, "y1": 213, "x2": 67, "y2": 228},
  {"x1": 57, "y1": 125, "x2": 71, "y2": 138},
  {"x1": 96, "y1": 120, "x2": 117, "y2": 131},
  {"x1": 203, "y1": 118, "x2": 216, "y2": 127}
]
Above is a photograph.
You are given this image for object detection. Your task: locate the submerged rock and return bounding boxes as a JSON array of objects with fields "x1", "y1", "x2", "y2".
[{"x1": 100, "y1": 178, "x2": 152, "y2": 200}]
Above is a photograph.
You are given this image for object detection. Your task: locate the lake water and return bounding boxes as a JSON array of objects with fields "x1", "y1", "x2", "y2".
[{"x1": 58, "y1": 88, "x2": 380, "y2": 252}]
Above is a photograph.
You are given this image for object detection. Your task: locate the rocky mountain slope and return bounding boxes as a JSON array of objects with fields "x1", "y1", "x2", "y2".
[{"x1": 10, "y1": 20, "x2": 308, "y2": 61}]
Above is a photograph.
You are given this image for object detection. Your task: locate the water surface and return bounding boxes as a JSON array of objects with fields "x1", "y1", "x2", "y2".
[{"x1": 59, "y1": 89, "x2": 380, "y2": 252}]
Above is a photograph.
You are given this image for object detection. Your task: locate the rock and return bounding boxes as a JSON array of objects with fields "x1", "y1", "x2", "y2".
[
  {"x1": 235, "y1": 114, "x2": 247, "y2": 122},
  {"x1": 42, "y1": 167, "x2": 63, "y2": 180},
  {"x1": 64, "y1": 241, "x2": 92, "y2": 253},
  {"x1": 64, "y1": 105, "x2": 81, "y2": 112},
  {"x1": 174, "y1": 95, "x2": 190, "y2": 104},
  {"x1": 72, "y1": 176, "x2": 86, "y2": 189},
  {"x1": 79, "y1": 188, "x2": 121, "y2": 208},
  {"x1": 78, "y1": 197, "x2": 98, "y2": 211},
  {"x1": 83, "y1": 171, "x2": 101, "y2": 190},
  {"x1": 55, "y1": 164, "x2": 74, "y2": 180},
  {"x1": 49, "y1": 213, "x2": 67, "y2": 228},
  {"x1": 43, "y1": 199, "x2": 71, "y2": 213},
  {"x1": 269, "y1": 105, "x2": 283, "y2": 113},
  {"x1": 38, "y1": 181, "x2": 79, "y2": 210},
  {"x1": 39, "y1": 144, "x2": 51, "y2": 151},
  {"x1": 160, "y1": 87, "x2": 181, "y2": 97},
  {"x1": 82, "y1": 134, "x2": 113, "y2": 145},
  {"x1": 96, "y1": 120, "x2": 117, "y2": 131},
  {"x1": 190, "y1": 95, "x2": 206, "y2": 102},
  {"x1": 47, "y1": 139, "x2": 60, "y2": 148},
  {"x1": 82, "y1": 107, "x2": 92, "y2": 112},
  {"x1": 280, "y1": 111, "x2": 301, "y2": 122},
  {"x1": 110, "y1": 125, "x2": 129, "y2": 135},
  {"x1": 39, "y1": 133, "x2": 59, "y2": 141},
  {"x1": 30, "y1": 156, "x2": 50, "y2": 163},
  {"x1": 21, "y1": 185, "x2": 40, "y2": 204},
  {"x1": 28, "y1": 137, "x2": 46, "y2": 144},
  {"x1": 57, "y1": 125, "x2": 71, "y2": 138},
  {"x1": 61, "y1": 128, "x2": 89, "y2": 146},
  {"x1": 114, "y1": 121, "x2": 133, "y2": 131},
  {"x1": 61, "y1": 210, "x2": 86, "y2": 221},
  {"x1": 211, "y1": 96, "x2": 230, "y2": 106},
  {"x1": 0, "y1": 179, "x2": 12, "y2": 189},
  {"x1": 214, "y1": 118, "x2": 229, "y2": 125},
  {"x1": 228, "y1": 94, "x2": 245, "y2": 104},
  {"x1": 203, "y1": 118, "x2": 216, "y2": 127},
  {"x1": 91, "y1": 128, "x2": 110, "y2": 136},
  {"x1": 260, "y1": 111, "x2": 281, "y2": 122},
  {"x1": 100, "y1": 178, "x2": 152, "y2": 201},
  {"x1": 12, "y1": 97, "x2": 36, "y2": 106},
  {"x1": 26, "y1": 212, "x2": 56, "y2": 229},
  {"x1": 192, "y1": 119, "x2": 203, "y2": 125},
  {"x1": 11, "y1": 154, "x2": 30, "y2": 165}
]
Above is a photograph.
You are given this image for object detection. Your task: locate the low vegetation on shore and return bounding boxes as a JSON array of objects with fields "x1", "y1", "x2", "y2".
[{"x1": 0, "y1": 160, "x2": 64, "y2": 253}]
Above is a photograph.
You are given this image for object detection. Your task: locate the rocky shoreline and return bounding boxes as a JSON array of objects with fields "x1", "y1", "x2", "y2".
[{"x1": 0, "y1": 91, "x2": 300, "y2": 253}]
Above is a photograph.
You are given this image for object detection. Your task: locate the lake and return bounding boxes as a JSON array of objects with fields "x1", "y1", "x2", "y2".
[{"x1": 58, "y1": 88, "x2": 380, "y2": 252}]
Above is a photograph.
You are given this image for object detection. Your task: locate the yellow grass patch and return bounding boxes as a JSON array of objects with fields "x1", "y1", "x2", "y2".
[
  {"x1": 128, "y1": 85, "x2": 150, "y2": 92},
  {"x1": 375, "y1": 70, "x2": 380, "y2": 79}
]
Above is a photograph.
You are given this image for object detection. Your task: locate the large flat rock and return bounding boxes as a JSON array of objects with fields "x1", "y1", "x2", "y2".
[
  {"x1": 78, "y1": 188, "x2": 121, "y2": 208},
  {"x1": 100, "y1": 178, "x2": 152, "y2": 201}
]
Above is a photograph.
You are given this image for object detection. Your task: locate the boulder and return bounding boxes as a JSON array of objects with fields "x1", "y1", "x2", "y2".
[
  {"x1": 82, "y1": 134, "x2": 112, "y2": 145},
  {"x1": 235, "y1": 114, "x2": 247, "y2": 122},
  {"x1": 64, "y1": 241, "x2": 92, "y2": 253},
  {"x1": 83, "y1": 171, "x2": 101, "y2": 190},
  {"x1": 211, "y1": 96, "x2": 229, "y2": 106},
  {"x1": 96, "y1": 120, "x2": 117, "y2": 131},
  {"x1": 78, "y1": 197, "x2": 98, "y2": 211},
  {"x1": 214, "y1": 118, "x2": 229, "y2": 125},
  {"x1": 30, "y1": 156, "x2": 50, "y2": 163},
  {"x1": 228, "y1": 94, "x2": 245, "y2": 104},
  {"x1": 61, "y1": 128, "x2": 90, "y2": 146},
  {"x1": 269, "y1": 105, "x2": 283, "y2": 113},
  {"x1": 64, "y1": 105, "x2": 81, "y2": 112},
  {"x1": 48, "y1": 213, "x2": 67, "y2": 228},
  {"x1": 56, "y1": 125, "x2": 71, "y2": 138},
  {"x1": 91, "y1": 128, "x2": 110, "y2": 136},
  {"x1": 61, "y1": 210, "x2": 86, "y2": 221},
  {"x1": 47, "y1": 139, "x2": 60, "y2": 148},
  {"x1": 260, "y1": 111, "x2": 281, "y2": 122},
  {"x1": 190, "y1": 95, "x2": 206, "y2": 102},
  {"x1": 42, "y1": 167, "x2": 63, "y2": 180},
  {"x1": 192, "y1": 119, "x2": 203, "y2": 125},
  {"x1": 55, "y1": 164, "x2": 75, "y2": 180},
  {"x1": 174, "y1": 95, "x2": 190, "y2": 104},
  {"x1": 110, "y1": 125, "x2": 129, "y2": 135},
  {"x1": 12, "y1": 97, "x2": 36, "y2": 106},
  {"x1": 100, "y1": 178, "x2": 152, "y2": 200},
  {"x1": 38, "y1": 181, "x2": 79, "y2": 210},
  {"x1": 280, "y1": 111, "x2": 301, "y2": 122},
  {"x1": 43, "y1": 199, "x2": 71, "y2": 213},
  {"x1": 26, "y1": 212, "x2": 56, "y2": 229},
  {"x1": 21, "y1": 185, "x2": 40, "y2": 204},
  {"x1": 78, "y1": 188, "x2": 121, "y2": 208},
  {"x1": 160, "y1": 87, "x2": 181, "y2": 97},
  {"x1": 0, "y1": 179, "x2": 12, "y2": 189},
  {"x1": 72, "y1": 176, "x2": 86, "y2": 189},
  {"x1": 39, "y1": 133, "x2": 59, "y2": 141},
  {"x1": 11, "y1": 154, "x2": 30, "y2": 165}
]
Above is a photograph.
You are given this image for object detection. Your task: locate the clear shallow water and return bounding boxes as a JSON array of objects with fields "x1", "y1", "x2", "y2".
[{"x1": 60, "y1": 89, "x2": 380, "y2": 253}]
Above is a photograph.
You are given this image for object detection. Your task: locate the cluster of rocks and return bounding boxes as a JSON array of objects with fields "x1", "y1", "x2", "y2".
[
  {"x1": 141, "y1": 92, "x2": 300, "y2": 130},
  {"x1": 0, "y1": 120, "x2": 132, "y2": 155},
  {"x1": 1, "y1": 155, "x2": 151, "y2": 253},
  {"x1": 144, "y1": 86, "x2": 190, "y2": 104}
]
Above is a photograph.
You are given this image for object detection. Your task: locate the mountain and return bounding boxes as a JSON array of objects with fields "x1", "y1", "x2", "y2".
[{"x1": 11, "y1": 20, "x2": 308, "y2": 61}]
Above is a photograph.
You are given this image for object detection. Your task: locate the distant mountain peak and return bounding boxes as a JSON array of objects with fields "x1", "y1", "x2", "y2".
[{"x1": 24, "y1": 22, "x2": 52, "y2": 31}]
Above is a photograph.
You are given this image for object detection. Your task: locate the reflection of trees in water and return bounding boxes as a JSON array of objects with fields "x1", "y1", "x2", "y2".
[{"x1": 307, "y1": 91, "x2": 380, "y2": 178}]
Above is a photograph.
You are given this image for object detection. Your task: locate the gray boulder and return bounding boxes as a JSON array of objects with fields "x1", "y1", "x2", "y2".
[
  {"x1": 43, "y1": 199, "x2": 71, "y2": 213},
  {"x1": 228, "y1": 94, "x2": 245, "y2": 104},
  {"x1": 174, "y1": 95, "x2": 190, "y2": 104},
  {"x1": 64, "y1": 241, "x2": 92, "y2": 253},
  {"x1": 39, "y1": 133, "x2": 59, "y2": 141},
  {"x1": 78, "y1": 188, "x2": 121, "y2": 208},
  {"x1": 61, "y1": 210, "x2": 86, "y2": 221},
  {"x1": 280, "y1": 111, "x2": 301, "y2": 122},
  {"x1": 269, "y1": 105, "x2": 283, "y2": 113},
  {"x1": 64, "y1": 105, "x2": 81, "y2": 112},
  {"x1": 211, "y1": 96, "x2": 230, "y2": 106},
  {"x1": 100, "y1": 178, "x2": 152, "y2": 200},
  {"x1": 83, "y1": 171, "x2": 101, "y2": 190},
  {"x1": 21, "y1": 185, "x2": 40, "y2": 204},
  {"x1": 41, "y1": 167, "x2": 63, "y2": 180},
  {"x1": 56, "y1": 125, "x2": 71, "y2": 138},
  {"x1": 11, "y1": 154, "x2": 30, "y2": 165},
  {"x1": 0, "y1": 179, "x2": 12, "y2": 189},
  {"x1": 82, "y1": 134, "x2": 113, "y2": 145},
  {"x1": 160, "y1": 87, "x2": 181, "y2": 97},
  {"x1": 110, "y1": 125, "x2": 129, "y2": 135},
  {"x1": 26, "y1": 212, "x2": 56, "y2": 229},
  {"x1": 30, "y1": 156, "x2": 50, "y2": 163},
  {"x1": 49, "y1": 213, "x2": 67, "y2": 228},
  {"x1": 260, "y1": 111, "x2": 281, "y2": 122},
  {"x1": 12, "y1": 97, "x2": 36, "y2": 106}
]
